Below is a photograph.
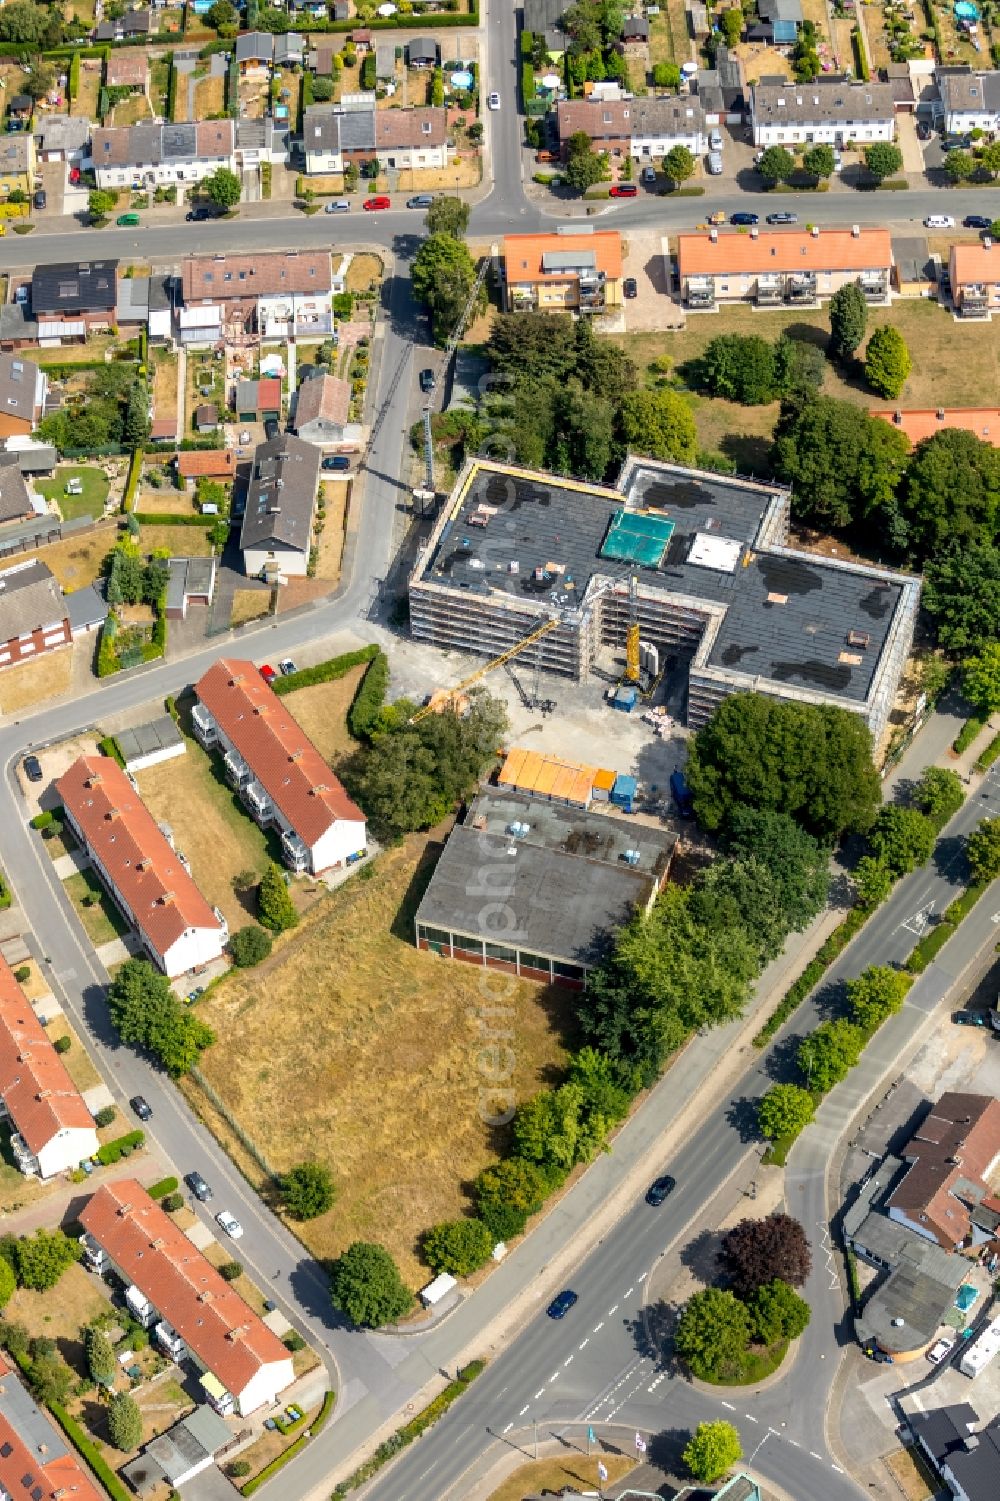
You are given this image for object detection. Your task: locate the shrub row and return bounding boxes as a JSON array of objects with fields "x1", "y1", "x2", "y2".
[
  {"x1": 0, "y1": 871, "x2": 11, "y2": 912},
  {"x1": 123, "y1": 448, "x2": 143, "y2": 512},
  {"x1": 270, "y1": 644, "x2": 380, "y2": 698},
  {"x1": 753, "y1": 906, "x2": 866, "y2": 1047},
  {"x1": 907, "y1": 882, "x2": 988, "y2": 973},
  {"x1": 96, "y1": 1129, "x2": 145, "y2": 1166},
  {"x1": 347, "y1": 649, "x2": 389, "y2": 739},
  {"x1": 49, "y1": 1405, "x2": 131, "y2": 1501},
  {"x1": 851, "y1": 25, "x2": 870, "y2": 80},
  {"x1": 312, "y1": 1389, "x2": 335, "y2": 1432},
  {"x1": 97, "y1": 736, "x2": 125, "y2": 768},
  {"x1": 975, "y1": 732, "x2": 1000, "y2": 773},
  {"x1": 954, "y1": 714, "x2": 989, "y2": 755},
  {"x1": 37, "y1": 359, "x2": 113, "y2": 379},
  {"x1": 131, "y1": 512, "x2": 213, "y2": 527},
  {"x1": 874, "y1": 179, "x2": 909, "y2": 190},
  {"x1": 331, "y1": 1363, "x2": 485, "y2": 1496},
  {"x1": 147, "y1": 1176, "x2": 179, "y2": 1200},
  {"x1": 243, "y1": 1434, "x2": 311, "y2": 1496}
]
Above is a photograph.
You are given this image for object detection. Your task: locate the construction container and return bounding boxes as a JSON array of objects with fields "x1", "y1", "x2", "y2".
[
  {"x1": 591, "y1": 768, "x2": 617, "y2": 803},
  {"x1": 611, "y1": 774, "x2": 637, "y2": 813},
  {"x1": 613, "y1": 686, "x2": 638, "y2": 713},
  {"x1": 959, "y1": 1314, "x2": 1000, "y2": 1379}
]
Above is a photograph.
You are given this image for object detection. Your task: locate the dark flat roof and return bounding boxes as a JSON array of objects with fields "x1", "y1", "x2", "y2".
[
  {"x1": 31, "y1": 261, "x2": 119, "y2": 315},
  {"x1": 910, "y1": 1405, "x2": 1000, "y2": 1501}
]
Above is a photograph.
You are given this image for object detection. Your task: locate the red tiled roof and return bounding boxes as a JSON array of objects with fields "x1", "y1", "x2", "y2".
[
  {"x1": 889, "y1": 1092, "x2": 1000, "y2": 1248},
  {"x1": 503, "y1": 231, "x2": 623, "y2": 285},
  {"x1": 56, "y1": 755, "x2": 222, "y2": 962},
  {"x1": 182, "y1": 251, "x2": 333, "y2": 302},
  {"x1": 256, "y1": 377, "x2": 282, "y2": 411},
  {"x1": 176, "y1": 449, "x2": 236, "y2": 478},
  {"x1": 676, "y1": 227, "x2": 892, "y2": 276},
  {"x1": 0, "y1": 956, "x2": 94, "y2": 1156},
  {"x1": 195, "y1": 659, "x2": 365, "y2": 846},
  {"x1": 869, "y1": 408, "x2": 1000, "y2": 448},
  {"x1": 0, "y1": 1355, "x2": 105, "y2": 1501},
  {"x1": 79, "y1": 1181, "x2": 291, "y2": 1400},
  {"x1": 951, "y1": 240, "x2": 1000, "y2": 286}
]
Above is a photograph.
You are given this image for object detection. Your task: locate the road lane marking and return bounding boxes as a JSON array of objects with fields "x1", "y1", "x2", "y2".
[
  {"x1": 533, "y1": 1389, "x2": 544, "y2": 1400},
  {"x1": 721, "y1": 1401, "x2": 735, "y2": 1410},
  {"x1": 832, "y1": 1465, "x2": 843, "y2": 1473},
  {"x1": 503, "y1": 1422, "x2": 512, "y2": 1434},
  {"x1": 809, "y1": 1451, "x2": 821, "y2": 1460},
  {"x1": 745, "y1": 1414, "x2": 758, "y2": 1423},
  {"x1": 519, "y1": 1405, "x2": 529, "y2": 1416},
  {"x1": 608, "y1": 1304, "x2": 619, "y2": 1315},
  {"x1": 563, "y1": 1356, "x2": 573, "y2": 1367},
  {"x1": 549, "y1": 1372, "x2": 559, "y2": 1383},
  {"x1": 788, "y1": 1439, "x2": 800, "y2": 1448},
  {"x1": 578, "y1": 1339, "x2": 589, "y2": 1350},
  {"x1": 625, "y1": 1286, "x2": 634, "y2": 1297},
  {"x1": 593, "y1": 1321, "x2": 604, "y2": 1332}
]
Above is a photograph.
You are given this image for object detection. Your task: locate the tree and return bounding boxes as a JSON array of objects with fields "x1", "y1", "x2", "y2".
[
  {"x1": 900, "y1": 429, "x2": 1000, "y2": 561},
  {"x1": 747, "y1": 1279, "x2": 811, "y2": 1344},
  {"x1": 854, "y1": 855, "x2": 894, "y2": 911},
  {"x1": 475, "y1": 1158, "x2": 549, "y2": 1240},
  {"x1": 663, "y1": 144, "x2": 696, "y2": 185},
  {"x1": 123, "y1": 382, "x2": 151, "y2": 449},
  {"x1": 802, "y1": 143, "x2": 835, "y2": 179},
  {"x1": 0, "y1": 1257, "x2": 14, "y2": 1309},
  {"x1": 847, "y1": 964, "x2": 910, "y2": 1031},
  {"x1": 798, "y1": 1018, "x2": 864, "y2": 1092},
  {"x1": 257, "y1": 862, "x2": 298, "y2": 933},
  {"x1": 25, "y1": 1342, "x2": 72, "y2": 1406},
  {"x1": 206, "y1": 0, "x2": 239, "y2": 32},
  {"x1": 512, "y1": 1079, "x2": 615, "y2": 1173},
  {"x1": 867, "y1": 804, "x2": 935, "y2": 877},
  {"x1": 689, "y1": 857, "x2": 794, "y2": 966},
  {"x1": 828, "y1": 282, "x2": 868, "y2": 360},
  {"x1": 978, "y1": 142, "x2": 1000, "y2": 179},
  {"x1": 964, "y1": 642, "x2": 1000, "y2": 716},
  {"x1": 720, "y1": 7, "x2": 743, "y2": 44},
  {"x1": 312, "y1": 76, "x2": 334, "y2": 102},
  {"x1": 772, "y1": 392, "x2": 909, "y2": 534},
  {"x1": 924, "y1": 541, "x2": 1000, "y2": 655},
  {"x1": 12, "y1": 1230, "x2": 81, "y2": 1292},
  {"x1": 683, "y1": 1421, "x2": 742, "y2": 1484},
  {"x1": 329, "y1": 1242, "x2": 413, "y2": 1328},
  {"x1": 864, "y1": 324, "x2": 911, "y2": 399},
  {"x1": 204, "y1": 167, "x2": 241, "y2": 210},
  {"x1": 944, "y1": 149, "x2": 976, "y2": 183},
  {"x1": 0, "y1": 2, "x2": 51, "y2": 45},
  {"x1": 85, "y1": 1326, "x2": 117, "y2": 1387},
  {"x1": 425, "y1": 195, "x2": 469, "y2": 239},
  {"x1": 757, "y1": 1084, "x2": 816, "y2": 1142},
  {"x1": 720, "y1": 1214, "x2": 812, "y2": 1298},
  {"x1": 23, "y1": 60, "x2": 56, "y2": 102},
  {"x1": 685, "y1": 693, "x2": 881, "y2": 841},
  {"x1": 674, "y1": 1288, "x2": 751, "y2": 1379},
  {"x1": 411, "y1": 233, "x2": 483, "y2": 345},
  {"x1": 967, "y1": 818, "x2": 1000, "y2": 884},
  {"x1": 864, "y1": 142, "x2": 903, "y2": 180},
  {"x1": 652, "y1": 61, "x2": 681, "y2": 89},
  {"x1": 563, "y1": 131, "x2": 606, "y2": 192},
  {"x1": 617, "y1": 387, "x2": 697, "y2": 464},
  {"x1": 774, "y1": 332, "x2": 827, "y2": 393},
  {"x1": 229, "y1": 925, "x2": 272, "y2": 967},
  {"x1": 107, "y1": 1392, "x2": 143, "y2": 1453},
  {"x1": 423, "y1": 1218, "x2": 494, "y2": 1276},
  {"x1": 281, "y1": 1162, "x2": 335, "y2": 1220},
  {"x1": 723, "y1": 807, "x2": 830, "y2": 930},
  {"x1": 89, "y1": 189, "x2": 118, "y2": 223},
  {"x1": 914, "y1": 766, "x2": 965, "y2": 826},
  {"x1": 700, "y1": 333, "x2": 780, "y2": 405},
  {"x1": 107, "y1": 957, "x2": 214, "y2": 1077},
  {"x1": 757, "y1": 145, "x2": 796, "y2": 183}
]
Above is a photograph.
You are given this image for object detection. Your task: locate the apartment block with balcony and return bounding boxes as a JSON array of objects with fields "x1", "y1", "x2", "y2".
[
  {"x1": 502, "y1": 231, "x2": 623, "y2": 314},
  {"x1": 950, "y1": 240, "x2": 1000, "y2": 319},
  {"x1": 676, "y1": 225, "x2": 892, "y2": 310}
]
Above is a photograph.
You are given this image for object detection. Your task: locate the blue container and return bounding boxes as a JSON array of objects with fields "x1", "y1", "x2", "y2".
[
  {"x1": 614, "y1": 685, "x2": 638, "y2": 712},
  {"x1": 611, "y1": 774, "x2": 637, "y2": 812}
]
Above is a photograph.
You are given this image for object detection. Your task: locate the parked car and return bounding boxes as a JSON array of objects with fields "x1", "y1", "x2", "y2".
[
  {"x1": 964, "y1": 214, "x2": 992, "y2": 229},
  {"x1": 709, "y1": 128, "x2": 724, "y2": 151},
  {"x1": 406, "y1": 194, "x2": 433, "y2": 208},
  {"x1": 116, "y1": 212, "x2": 140, "y2": 227},
  {"x1": 925, "y1": 215, "x2": 956, "y2": 229},
  {"x1": 279, "y1": 658, "x2": 297, "y2": 676},
  {"x1": 766, "y1": 211, "x2": 798, "y2": 225},
  {"x1": 707, "y1": 151, "x2": 723, "y2": 175},
  {"x1": 641, "y1": 166, "x2": 657, "y2": 184},
  {"x1": 22, "y1": 754, "x2": 42, "y2": 782},
  {"x1": 264, "y1": 417, "x2": 279, "y2": 440},
  {"x1": 363, "y1": 196, "x2": 391, "y2": 211},
  {"x1": 322, "y1": 454, "x2": 351, "y2": 470},
  {"x1": 731, "y1": 211, "x2": 759, "y2": 225},
  {"x1": 324, "y1": 200, "x2": 351, "y2": 213},
  {"x1": 487, "y1": 91, "x2": 501, "y2": 110},
  {"x1": 186, "y1": 205, "x2": 216, "y2": 221},
  {"x1": 259, "y1": 663, "x2": 277, "y2": 684},
  {"x1": 535, "y1": 150, "x2": 557, "y2": 163},
  {"x1": 33, "y1": 189, "x2": 46, "y2": 211},
  {"x1": 419, "y1": 368, "x2": 435, "y2": 393},
  {"x1": 952, "y1": 1009, "x2": 989, "y2": 1027},
  {"x1": 130, "y1": 1095, "x2": 152, "y2": 1121},
  {"x1": 13, "y1": 285, "x2": 28, "y2": 305},
  {"x1": 185, "y1": 1171, "x2": 213, "y2": 1203},
  {"x1": 609, "y1": 183, "x2": 637, "y2": 197},
  {"x1": 623, "y1": 276, "x2": 638, "y2": 299},
  {"x1": 927, "y1": 1337, "x2": 955, "y2": 1364},
  {"x1": 646, "y1": 1174, "x2": 676, "y2": 1206},
  {"x1": 942, "y1": 136, "x2": 972, "y2": 152},
  {"x1": 707, "y1": 209, "x2": 727, "y2": 225},
  {"x1": 547, "y1": 1289, "x2": 579, "y2": 1319},
  {"x1": 216, "y1": 1210, "x2": 244, "y2": 1240}
]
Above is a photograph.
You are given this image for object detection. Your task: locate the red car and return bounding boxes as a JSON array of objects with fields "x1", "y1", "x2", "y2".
[
  {"x1": 259, "y1": 663, "x2": 277, "y2": 683},
  {"x1": 610, "y1": 183, "x2": 637, "y2": 197},
  {"x1": 363, "y1": 196, "x2": 391, "y2": 211}
]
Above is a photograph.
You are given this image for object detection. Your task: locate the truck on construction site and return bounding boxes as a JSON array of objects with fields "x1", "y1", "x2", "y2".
[{"x1": 959, "y1": 1313, "x2": 1000, "y2": 1379}]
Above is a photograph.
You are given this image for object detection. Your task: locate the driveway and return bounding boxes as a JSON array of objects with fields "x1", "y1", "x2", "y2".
[{"x1": 620, "y1": 230, "x2": 684, "y2": 331}]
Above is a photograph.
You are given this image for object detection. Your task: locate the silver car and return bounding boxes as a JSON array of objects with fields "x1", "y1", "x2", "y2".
[{"x1": 324, "y1": 200, "x2": 350, "y2": 213}]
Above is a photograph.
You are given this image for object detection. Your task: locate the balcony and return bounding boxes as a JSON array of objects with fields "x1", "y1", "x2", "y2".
[
  {"x1": 9, "y1": 1131, "x2": 39, "y2": 1177},
  {"x1": 684, "y1": 277, "x2": 716, "y2": 309},
  {"x1": 155, "y1": 1321, "x2": 186, "y2": 1360},
  {"x1": 577, "y1": 274, "x2": 607, "y2": 312},
  {"x1": 213, "y1": 906, "x2": 229, "y2": 942},
  {"x1": 126, "y1": 1284, "x2": 156, "y2": 1327},
  {"x1": 281, "y1": 830, "x2": 309, "y2": 873},
  {"x1": 755, "y1": 273, "x2": 783, "y2": 306},
  {"x1": 959, "y1": 284, "x2": 991, "y2": 318},
  {"x1": 241, "y1": 779, "x2": 273, "y2": 825},
  {"x1": 224, "y1": 750, "x2": 250, "y2": 788},
  {"x1": 191, "y1": 704, "x2": 217, "y2": 747},
  {"x1": 785, "y1": 272, "x2": 818, "y2": 305},
  {"x1": 858, "y1": 272, "x2": 889, "y2": 304}
]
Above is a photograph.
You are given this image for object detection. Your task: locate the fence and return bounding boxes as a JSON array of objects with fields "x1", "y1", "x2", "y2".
[{"x1": 188, "y1": 1065, "x2": 276, "y2": 1180}]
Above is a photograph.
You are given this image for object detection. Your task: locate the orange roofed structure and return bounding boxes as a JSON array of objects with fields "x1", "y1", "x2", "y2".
[
  {"x1": 676, "y1": 226, "x2": 892, "y2": 310},
  {"x1": 502, "y1": 231, "x2": 623, "y2": 314},
  {"x1": 949, "y1": 240, "x2": 1000, "y2": 319},
  {"x1": 869, "y1": 407, "x2": 1000, "y2": 448}
]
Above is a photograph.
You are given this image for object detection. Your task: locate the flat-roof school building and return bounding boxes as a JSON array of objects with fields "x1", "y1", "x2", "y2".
[{"x1": 408, "y1": 458, "x2": 919, "y2": 744}]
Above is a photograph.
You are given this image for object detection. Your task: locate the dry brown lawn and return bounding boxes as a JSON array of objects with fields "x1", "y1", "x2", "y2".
[
  {"x1": 884, "y1": 1447, "x2": 935, "y2": 1501},
  {"x1": 185, "y1": 831, "x2": 576, "y2": 1287},
  {"x1": 487, "y1": 1456, "x2": 636, "y2": 1501},
  {"x1": 134, "y1": 725, "x2": 273, "y2": 932},
  {"x1": 13, "y1": 959, "x2": 48, "y2": 1002},
  {"x1": 278, "y1": 664, "x2": 365, "y2": 765},
  {"x1": 315, "y1": 479, "x2": 348, "y2": 581},
  {"x1": 397, "y1": 158, "x2": 481, "y2": 191},
  {"x1": 345, "y1": 253, "x2": 384, "y2": 294},
  {"x1": 7, "y1": 1264, "x2": 109, "y2": 1354},
  {"x1": 0, "y1": 646, "x2": 73, "y2": 714},
  {"x1": 53, "y1": 1019, "x2": 102, "y2": 1095},
  {"x1": 139, "y1": 524, "x2": 214, "y2": 556},
  {"x1": 15, "y1": 524, "x2": 117, "y2": 589},
  {"x1": 111, "y1": 92, "x2": 152, "y2": 127},
  {"x1": 230, "y1": 589, "x2": 272, "y2": 627},
  {"x1": 151, "y1": 351, "x2": 179, "y2": 426},
  {"x1": 71, "y1": 60, "x2": 102, "y2": 119},
  {"x1": 136, "y1": 489, "x2": 198, "y2": 516},
  {"x1": 195, "y1": 72, "x2": 226, "y2": 117}
]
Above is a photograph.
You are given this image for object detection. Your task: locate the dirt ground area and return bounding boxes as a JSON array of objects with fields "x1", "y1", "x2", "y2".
[
  {"x1": 487, "y1": 1456, "x2": 637, "y2": 1501},
  {"x1": 71, "y1": 59, "x2": 102, "y2": 118},
  {"x1": 230, "y1": 589, "x2": 272, "y2": 627},
  {"x1": 195, "y1": 72, "x2": 225, "y2": 117},
  {"x1": 315, "y1": 479, "x2": 348, "y2": 582},
  {"x1": 50, "y1": 1017, "x2": 103, "y2": 1096},
  {"x1": 134, "y1": 718, "x2": 275, "y2": 932},
  {"x1": 344, "y1": 253, "x2": 384, "y2": 294},
  {"x1": 278, "y1": 664, "x2": 365, "y2": 766},
  {"x1": 738, "y1": 42, "x2": 793, "y2": 82},
  {"x1": 0, "y1": 646, "x2": 74, "y2": 715},
  {"x1": 397, "y1": 157, "x2": 481, "y2": 191},
  {"x1": 15, "y1": 730, "x2": 101, "y2": 814},
  {"x1": 138, "y1": 524, "x2": 214, "y2": 557},
  {"x1": 884, "y1": 1446, "x2": 935, "y2": 1501},
  {"x1": 12, "y1": 524, "x2": 116, "y2": 591},
  {"x1": 111, "y1": 93, "x2": 152, "y2": 127},
  {"x1": 135, "y1": 489, "x2": 199, "y2": 516},
  {"x1": 151, "y1": 350, "x2": 179, "y2": 427},
  {"x1": 184, "y1": 829, "x2": 577, "y2": 1288}
]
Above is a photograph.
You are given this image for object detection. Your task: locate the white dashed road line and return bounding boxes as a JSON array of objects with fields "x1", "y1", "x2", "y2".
[
  {"x1": 745, "y1": 1414, "x2": 758, "y2": 1424},
  {"x1": 721, "y1": 1401, "x2": 735, "y2": 1411},
  {"x1": 533, "y1": 1389, "x2": 544, "y2": 1400},
  {"x1": 608, "y1": 1304, "x2": 619, "y2": 1316},
  {"x1": 503, "y1": 1422, "x2": 512, "y2": 1434},
  {"x1": 563, "y1": 1356, "x2": 573, "y2": 1367},
  {"x1": 809, "y1": 1451, "x2": 822, "y2": 1460},
  {"x1": 593, "y1": 1322, "x2": 604, "y2": 1332},
  {"x1": 579, "y1": 1339, "x2": 589, "y2": 1350},
  {"x1": 624, "y1": 1286, "x2": 634, "y2": 1298},
  {"x1": 519, "y1": 1405, "x2": 529, "y2": 1416}
]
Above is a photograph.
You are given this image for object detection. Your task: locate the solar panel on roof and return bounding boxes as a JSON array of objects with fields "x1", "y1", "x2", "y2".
[{"x1": 600, "y1": 508, "x2": 675, "y2": 567}]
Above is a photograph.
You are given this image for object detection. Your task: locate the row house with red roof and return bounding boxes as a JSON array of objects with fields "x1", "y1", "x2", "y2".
[
  {"x1": 0, "y1": 955, "x2": 99, "y2": 1179},
  {"x1": 80, "y1": 1180, "x2": 295, "y2": 1416},
  {"x1": 57, "y1": 755, "x2": 228, "y2": 978},
  {"x1": 192, "y1": 658, "x2": 367, "y2": 875}
]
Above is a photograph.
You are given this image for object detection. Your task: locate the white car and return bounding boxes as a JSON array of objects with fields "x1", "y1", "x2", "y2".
[
  {"x1": 709, "y1": 128, "x2": 723, "y2": 151},
  {"x1": 927, "y1": 1337, "x2": 954, "y2": 1364},
  {"x1": 924, "y1": 215, "x2": 955, "y2": 229},
  {"x1": 487, "y1": 91, "x2": 501, "y2": 110},
  {"x1": 216, "y1": 1210, "x2": 244, "y2": 1241}
]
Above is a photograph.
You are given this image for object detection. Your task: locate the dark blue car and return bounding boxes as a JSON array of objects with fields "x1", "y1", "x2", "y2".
[
  {"x1": 731, "y1": 212, "x2": 759, "y2": 226},
  {"x1": 547, "y1": 1289, "x2": 579, "y2": 1319}
]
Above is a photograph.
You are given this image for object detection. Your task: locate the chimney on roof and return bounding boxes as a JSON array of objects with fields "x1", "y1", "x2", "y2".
[
  {"x1": 851, "y1": 223, "x2": 860, "y2": 237},
  {"x1": 36, "y1": 1090, "x2": 51, "y2": 1100},
  {"x1": 709, "y1": 227, "x2": 718, "y2": 242},
  {"x1": 893, "y1": 410, "x2": 902, "y2": 424},
  {"x1": 160, "y1": 891, "x2": 175, "y2": 905},
  {"x1": 151, "y1": 1238, "x2": 165, "y2": 1249},
  {"x1": 86, "y1": 772, "x2": 102, "y2": 787},
  {"x1": 105, "y1": 807, "x2": 120, "y2": 821},
  {"x1": 811, "y1": 225, "x2": 820, "y2": 238},
  {"x1": 750, "y1": 226, "x2": 758, "y2": 239}
]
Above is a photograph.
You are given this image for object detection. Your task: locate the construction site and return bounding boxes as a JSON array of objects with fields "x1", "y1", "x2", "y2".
[{"x1": 408, "y1": 456, "x2": 921, "y2": 747}]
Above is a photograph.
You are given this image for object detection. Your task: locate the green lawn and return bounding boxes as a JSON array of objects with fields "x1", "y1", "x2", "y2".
[
  {"x1": 63, "y1": 868, "x2": 130, "y2": 948},
  {"x1": 37, "y1": 466, "x2": 110, "y2": 523}
]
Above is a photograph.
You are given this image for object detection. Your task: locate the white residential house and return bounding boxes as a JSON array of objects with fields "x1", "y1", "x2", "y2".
[
  {"x1": 89, "y1": 120, "x2": 236, "y2": 189},
  {"x1": 556, "y1": 96, "x2": 708, "y2": 158},
  {"x1": 936, "y1": 68, "x2": 1000, "y2": 134},
  {"x1": 302, "y1": 102, "x2": 449, "y2": 174},
  {"x1": 750, "y1": 80, "x2": 896, "y2": 145}
]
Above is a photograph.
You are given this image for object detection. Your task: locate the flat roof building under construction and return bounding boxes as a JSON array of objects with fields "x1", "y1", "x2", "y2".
[{"x1": 409, "y1": 458, "x2": 919, "y2": 743}]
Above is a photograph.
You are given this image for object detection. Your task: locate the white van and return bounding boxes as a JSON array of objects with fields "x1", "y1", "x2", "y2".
[
  {"x1": 709, "y1": 128, "x2": 723, "y2": 151},
  {"x1": 707, "y1": 151, "x2": 723, "y2": 175}
]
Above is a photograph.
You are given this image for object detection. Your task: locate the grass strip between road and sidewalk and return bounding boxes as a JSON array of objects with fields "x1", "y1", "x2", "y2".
[
  {"x1": 974, "y1": 730, "x2": 1000, "y2": 774},
  {"x1": 754, "y1": 906, "x2": 867, "y2": 1048},
  {"x1": 331, "y1": 1362, "x2": 485, "y2": 1497}
]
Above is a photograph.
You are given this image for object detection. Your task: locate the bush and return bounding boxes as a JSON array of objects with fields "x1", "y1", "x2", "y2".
[
  {"x1": 94, "y1": 1105, "x2": 116, "y2": 1128},
  {"x1": 147, "y1": 1176, "x2": 179, "y2": 1200},
  {"x1": 229, "y1": 925, "x2": 273, "y2": 967},
  {"x1": 161, "y1": 1193, "x2": 184, "y2": 1213},
  {"x1": 282, "y1": 1162, "x2": 335, "y2": 1220},
  {"x1": 229, "y1": 1460, "x2": 252, "y2": 1478},
  {"x1": 283, "y1": 1330, "x2": 306, "y2": 1351},
  {"x1": 96, "y1": 1130, "x2": 145, "y2": 1166},
  {"x1": 53, "y1": 1035, "x2": 72, "y2": 1054},
  {"x1": 219, "y1": 1261, "x2": 243, "y2": 1282},
  {"x1": 423, "y1": 1218, "x2": 494, "y2": 1277},
  {"x1": 258, "y1": 862, "x2": 298, "y2": 933},
  {"x1": 14, "y1": 965, "x2": 30, "y2": 983},
  {"x1": 30, "y1": 810, "x2": 54, "y2": 830}
]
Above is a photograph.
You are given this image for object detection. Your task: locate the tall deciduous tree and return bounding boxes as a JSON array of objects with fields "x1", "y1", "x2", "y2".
[
  {"x1": 107, "y1": 958, "x2": 214, "y2": 1077},
  {"x1": 617, "y1": 387, "x2": 697, "y2": 464},
  {"x1": 757, "y1": 145, "x2": 795, "y2": 182},
  {"x1": 847, "y1": 965, "x2": 910, "y2": 1031},
  {"x1": 914, "y1": 766, "x2": 965, "y2": 826},
  {"x1": 967, "y1": 818, "x2": 1000, "y2": 884},
  {"x1": 828, "y1": 282, "x2": 868, "y2": 360},
  {"x1": 257, "y1": 862, "x2": 298, "y2": 933},
  {"x1": 474, "y1": 1158, "x2": 548, "y2": 1240},
  {"x1": 281, "y1": 1162, "x2": 335, "y2": 1220},
  {"x1": 866, "y1": 804, "x2": 935, "y2": 877},
  {"x1": 798, "y1": 1019, "x2": 864, "y2": 1092},
  {"x1": 757, "y1": 1084, "x2": 815, "y2": 1142},
  {"x1": 963, "y1": 642, "x2": 1000, "y2": 715},
  {"x1": 683, "y1": 1421, "x2": 743, "y2": 1484},
  {"x1": 772, "y1": 393, "x2": 908, "y2": 534},
  {"x1": 864, "y1": 141, "x2": 903, "y2": 180},
  {"x1": 864, "y1": 324, "x2": 911, "y2": 399},
  {"x1": 107, "y1": 1392, "x2": 143, "y2": 1452},
  {"x1": 663, "y1": 144, "x2": 696, "y2": 184},
  {"x1": 720, "y1": 1214, "x2": 812, "y2": 1297},
  {"x1": 747, "y1": 1279, "x2": 811, "y2": 1343},
  {"x1": 423, "y1": 1218, "x2": 494, "y2": 1276},
  {"x1": 425, "y1": 195, "x2": 469, "y2": 238},
  {"x1": 411, "y1": 233, "x2": 484, "y2": 345},
  {"x1": 674, "y1": 1289, "x2": 751, "y2": 1379},
  {"x1": 924, "y1": 541, "x2": 1000, "y2": 655},
  {"x1": 204, "y1": 167, "x2": 241, "y2": 209},
  {"x1": 329, "y1": 1242, "x2": 413, "y2": 1328},
  {"x1": 700, "y1": 333, "x2": 780, "y2": 404},
  {"x1": 723, "y1": 807, "x2": 830, "y2": 927},
  {"x1": 899, "y1": 429, "x2": 1000, "y2": 561},
  {"x1": 563, "y1": 131, "x2": 607, "y2": 191},
  {"x1": 802, "y1": 143, "x2": 835, "y2": 179},
  {"x1": 11, "y1": 1230, "x2": 82, "y2": 1292}
]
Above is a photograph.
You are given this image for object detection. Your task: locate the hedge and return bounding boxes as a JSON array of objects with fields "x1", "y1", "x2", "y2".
[
  {"x1": 907, "y1": 882, "x2": 988, "y2": 974},
  {"x1": 0, "y1": 872, "x2": 11, "y2": 912},
  {"x1": 97, "y1": 736, "x2": 125, "y2": 768},
  {"x1": 148, "y1": 1176, "x2": 179, "y2": 1200},
  {"x1": 312, "y1": 1389, "x2": 335, "y2": 1433},
  {"x1": 851, "y1": 25, "x2": 870, "y2": 80},
  {"x1": 270, "y1": 644, "x2": 379, "y2": 696},
  {"x1": 753, "y1": 906, "x2": 867, "y2": 1047},
  {"x1": 953, "y1": 714, "x2": 989, "y2": 755},
  {"x1": 521, "y1": 28, "x2": 534, "y2": 56},
  {"x1": 123, "y1": 447, "x2": 143, "y2": 512},
  {"x1": 167, "y1": 56, "x2": 178, "y2": 122},
  {"x1": 68, "y1": 52, "x2": 81, "y2": 104},
  {"x1": 521, "y1": 60, "x2": 535, "y2": 102},
  {"x1": 132, "y1": 511, "x2": 214, "y2": 526},
  {"x1": 974, "y1": 731, "x2": 1000, "y2": 773},
  {"x1": 37, "y1": 359, "x2": 113, "y2": 378},
  {"x1": 347, "y1": 649, "x2": 389, "y2": 739},
  {"x1": 96, "y1": 1129, "x2": 145, "y2": 1166},
  {"x1": 49, "y1": 1404, "x2": 131, "y2": 1501},
  {"x1": 332, "y1": 1363, "x2": 485, "y2": 1496}
]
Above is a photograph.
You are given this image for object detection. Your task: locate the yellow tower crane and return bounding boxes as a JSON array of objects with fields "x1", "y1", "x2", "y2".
[{"x1": 409, "y1": 616, "x2": 562, "y2": 724}]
